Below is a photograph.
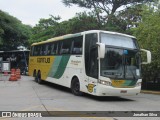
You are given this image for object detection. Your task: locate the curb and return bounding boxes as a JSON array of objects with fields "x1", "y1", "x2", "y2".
[{"x1": 141, "y1": 90, "x2": 160, "y2": 95}]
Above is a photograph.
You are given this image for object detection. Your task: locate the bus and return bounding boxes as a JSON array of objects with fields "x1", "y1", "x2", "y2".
[
  {"x1": 0, "y1": 50, "x2": 29, "y2": 75},
  {"x1": 29, "y1": 30, "x2": 151, "y2": 96}
]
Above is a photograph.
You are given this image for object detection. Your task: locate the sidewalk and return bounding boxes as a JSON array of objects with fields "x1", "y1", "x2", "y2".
[{"x1": 141, "y1": 90, "x2": 160, "y2": 95}]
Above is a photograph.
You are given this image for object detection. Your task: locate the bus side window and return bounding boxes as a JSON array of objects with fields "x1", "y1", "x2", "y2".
[
  {"x1": 40, "y1": 45, "x2": 47, "y2": 56},
  {"x1": 39, "y1": 45, "x2": 42, "y2": 55},
  {"x1": 30, "y1": 46, "x2": 34, "y2": 56},
  {"x1": 44, "y1": 45, "x2": 46, "y2": 55},
  {"x1": 61, "y1": 39, "x2": 72, "y2": 54},
  {"x1": 51, "y1": 42, "x2": 58, "y2": 55},
  {"x1": 36, "y1": 45, "x2": 41, "y2": 56},
  {"x1": 50, "y1": 43, "x2": 54, "y2": 55},
  {"x1": 33, "y1": 46, "x2": 39, "y2": 56},
  {"x1": 48, "y1": 44, "x2": 52, "y2": 55},
  {"x1": 33, "y1": 46, "x2": 36, "y2": 56},
  {"x1": 45, "y1": 44, "x2": 51, "y2": 55},
  {"x1": 72, "y1": 36, "x2": 83, "y2": 54}
]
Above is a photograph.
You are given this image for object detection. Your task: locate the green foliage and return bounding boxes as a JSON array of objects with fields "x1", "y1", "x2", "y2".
[
  {"x1": 29, "y1": 15, "x2": 62, "y2": 43},
  {"x1": 30, "y1": 0, "x2": 156, "y2": 44},
  {"x1": 29, "y1": 12, "x2": 99, "y2": 43},
  {"x1": 0, "y1": 10, "x2": 32, "y2": 50},
  {"x1": 117, "y1": 4, "x2": 143, "y2": 30},
  {"x1": 64, "y1": 12, "x2": 100, "y2": 33},
  {"x1": 62, "y1": 0, "x2": 153, "y2": 25},
  {"x1": 132, "y1": 6, "x2": 160, "y2": 82}
]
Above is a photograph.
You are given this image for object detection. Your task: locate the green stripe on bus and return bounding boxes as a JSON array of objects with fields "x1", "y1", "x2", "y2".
[
  {"x1": 48, "y1": 56, "x2": 70, "y2": 79},
  {"x1": 128, "y1": 80, "x2": 137, "y2": 86},
  {"x1": 53, "y1": 55, "x2": 70, "y2": 79},
  {"x1": 48, "y1": 56, "x2": 62, "y2": 77},
  {"x1": 122, "y1": 80, "x2": 137, "y2": 87}
]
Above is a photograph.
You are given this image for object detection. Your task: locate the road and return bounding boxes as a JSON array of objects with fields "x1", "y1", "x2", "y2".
[{"x1": 0, "y1": 75, "x2": 160, "y2": 120}]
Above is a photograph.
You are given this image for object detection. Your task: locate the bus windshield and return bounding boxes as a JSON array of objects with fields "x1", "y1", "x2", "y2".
[
  {"x1": 100, "y1": 48, "x2": 141, "y2": 80},
  {"x1": 100, "y1": 33, "x2": 141, "y2": 80},
  {"x1": 100, "y1": 33, "x2": 137, "y2": 49}
]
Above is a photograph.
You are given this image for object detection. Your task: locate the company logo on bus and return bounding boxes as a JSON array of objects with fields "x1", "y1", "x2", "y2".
[
  {"x1": 86, "y1": 84, "x2": 96, "y2": 93},
  {"x1": 37, "y1": 58, "x2": 50, "y2": 63}
]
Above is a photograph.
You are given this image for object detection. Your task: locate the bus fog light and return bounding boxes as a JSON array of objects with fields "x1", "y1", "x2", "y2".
[
  {"x1": 98, "y1": 80, "x2": 111, "y2": 86},
  {"x1": 136, "y1": 82, "x2": 141, "y2": 87}
]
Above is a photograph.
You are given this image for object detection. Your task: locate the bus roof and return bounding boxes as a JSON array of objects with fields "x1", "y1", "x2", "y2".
[
  {"x1": 83, "y1": 30, "x2": 136, "y2": 38},
  {"x1": 32, "y1": 33, "x2": 81, "y2": 46},
  {"x1": 31, "y1": 30, "x2": 136, "y2": 46}
]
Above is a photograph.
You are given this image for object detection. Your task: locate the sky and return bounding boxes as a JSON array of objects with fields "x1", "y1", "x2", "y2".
[{"x1": 0, "y1": 0, "x2": 88, "y2": 26}]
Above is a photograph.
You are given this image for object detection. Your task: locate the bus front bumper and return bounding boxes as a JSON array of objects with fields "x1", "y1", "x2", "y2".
[{"x1": 95, "y1": 85, "x2": 141, "y2": 96}]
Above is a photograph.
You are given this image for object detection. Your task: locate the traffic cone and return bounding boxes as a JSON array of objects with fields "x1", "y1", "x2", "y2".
[
  {"x1": 16, "y1": 68, "x2": 21, "y2": 79},
  {"x1": 9, "y1": 69, "x2": 17, "y2": 81}
]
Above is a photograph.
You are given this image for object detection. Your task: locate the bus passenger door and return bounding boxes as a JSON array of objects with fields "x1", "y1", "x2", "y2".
[
  {"x1": 87, "y1": 47, "x2": 98, "y2": 94},
  {"x1": 85, "y1": 33, "x2": 98, "y2": 94}
]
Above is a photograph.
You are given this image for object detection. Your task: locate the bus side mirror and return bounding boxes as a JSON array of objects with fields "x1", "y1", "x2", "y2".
[
  {"x1": 140, "y1": 49, "x2": 151, "y2": 64},
  {"x1": 96, "y1": 42, "x2": 105, "y2": 59}
]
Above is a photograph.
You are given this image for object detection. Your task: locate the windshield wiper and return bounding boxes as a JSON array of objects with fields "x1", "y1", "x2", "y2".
[{"x1": 128, "y1": 66, "x2": 137, "y2": 80}]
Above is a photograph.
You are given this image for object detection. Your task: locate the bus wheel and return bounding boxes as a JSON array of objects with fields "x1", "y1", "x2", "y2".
[
  {"x1": 37, "y1": 71, "x2": 43, "y2": 84},
  {"x1": 71, "y1": 77, "x2": 82, "y2": 96},
  {"x1": 33, "y1": 70, "x2": 37, "y2": 82}
]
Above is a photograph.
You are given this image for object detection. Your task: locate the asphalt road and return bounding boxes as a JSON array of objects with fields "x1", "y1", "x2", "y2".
[{"x1": 0, "y1": 75, "x2": 160, "y2": 120}]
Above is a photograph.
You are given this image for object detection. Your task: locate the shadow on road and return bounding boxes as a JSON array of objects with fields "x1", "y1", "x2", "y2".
[
  {"x1": 35, "y1": 80, "x2": 135, "y2": 102},
  {"x1": 83, "y1": 94, "x2": 134, "y2": 102}
]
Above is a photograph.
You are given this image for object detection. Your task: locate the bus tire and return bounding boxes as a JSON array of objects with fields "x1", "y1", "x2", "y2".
[
  {"x1": 33, "y1": 70, "x2": 37, "y2": 82},
  {"x1": 71, "y1": 77, "x2": 82, "y2": 96},
  {"x1": 37, "y1": 71, "x2": 43, "y2": 84}
]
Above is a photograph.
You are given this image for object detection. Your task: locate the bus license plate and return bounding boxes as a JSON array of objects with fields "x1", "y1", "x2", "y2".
[{"x1": 120, "y1": 90, "x2": 127, "y2": 93}]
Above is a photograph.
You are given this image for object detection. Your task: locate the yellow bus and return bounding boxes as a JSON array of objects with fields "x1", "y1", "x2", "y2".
[{"x1": 29, "y1": 30, "x2": 151, "y2": 96}]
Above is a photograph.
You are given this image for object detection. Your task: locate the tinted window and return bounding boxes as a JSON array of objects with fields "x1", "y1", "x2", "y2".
[
  {"x1": 85, "y1": 33, "x2": 98, "y2": 79},
  {"x1": 61, "y1": 39, "x2": 72, "y2": 54},
  {"x1": 33, "y1": 45, "x2": 41, "y2": 56},
  {"x1": 30, "y1": 46, "x2": 34, "y2": 56},
  {"x1": 40, "y1": 45, "x2": 46, "y2": 55},
  {"x1": 50, "y1": 43, "x2": 55, "y2": 55},
  {"x1": 45, "y1": 44, "x2": 51, "y2": 55},
  {"x1": 31, "y1": 35, "x2": 83, "y2": 56},
  {"x1": 72, "y1": 36, "x2": 83, "y2": 54}
]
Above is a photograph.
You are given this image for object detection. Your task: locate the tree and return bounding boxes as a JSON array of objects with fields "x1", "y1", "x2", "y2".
[
  {"x1": 62, "y1": 0, "x2": 152, "y2": 25},
  {"x1": 0, "y1": 10, "x2": 32, "y2": 50},
  {"x1": 132, "y1": 5, "x2": 160, "y2": 84},
  {"x1": 119, "y1": 5, "x2": 142, "y2": 28},
  {"x1": 29, "y1": 13, "x2": 99, "y2": 43},
  {"x1": 63, "y1": 12, "x2": 100, "y2": 33},
  {"x1": 29, "y1": 15, "x2": 61, "y2": 43}
]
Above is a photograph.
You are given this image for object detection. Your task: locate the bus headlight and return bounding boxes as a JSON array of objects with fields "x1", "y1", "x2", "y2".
[
  {"x1": 98, "y1": 80, "x2": 112, "y2": 86},
  {"x1": 136, "y1": 82, "x2": 141, "y2": 87}
]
